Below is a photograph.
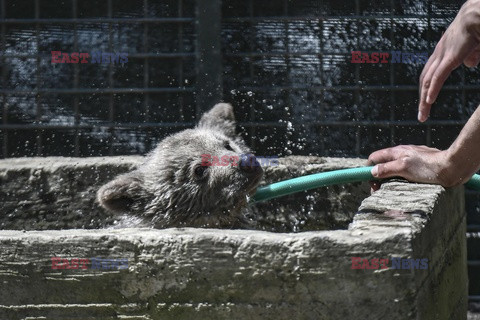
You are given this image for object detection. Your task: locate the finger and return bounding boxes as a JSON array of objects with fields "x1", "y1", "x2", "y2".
[
  {"x1": 419, "y1": 52, "x2": 438, "y2": 98},
  {"x1": 419, "y1": 38, "x2": 445, "y2": 101},
  {"x1": 418, "y1": 58, "x2": 441, "y2": 122},
  {"x1": 368, "y1": 146, "x2": 406, "y2": 166},
  {"x1": 425, "y1": 56, "x2": 458, "y2": 108},
  {"x1": 419, "y1": 50, "x2": 438, "y2": 86},
  {"x1": 371, "y1": 158, "x2": 412, "y2": 180}
]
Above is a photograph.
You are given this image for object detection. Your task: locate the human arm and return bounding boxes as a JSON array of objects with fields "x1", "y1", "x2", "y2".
[
  {"x1": 368, "y1": 105, "x2": 480, "y2": 189},
  {"x1": 419, "y1": 0, "x2": 480, "y2": 122}
]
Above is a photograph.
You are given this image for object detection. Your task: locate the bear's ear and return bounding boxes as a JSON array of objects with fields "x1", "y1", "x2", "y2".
[
  {"x1": 97, "y1": 171, "x2": 144, "y2": 213},
  {"x1": 197, "y1": 103, "x2": 237, "y2": 138}
]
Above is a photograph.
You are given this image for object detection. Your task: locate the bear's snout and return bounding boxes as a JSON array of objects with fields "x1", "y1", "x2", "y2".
[{"x1": 239, "y1": 153, "x2": 263, "y2": 176}]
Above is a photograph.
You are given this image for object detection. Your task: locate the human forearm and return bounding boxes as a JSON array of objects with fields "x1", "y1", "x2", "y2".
[
  {"x1": 369, "y1": 0, "x2": 480, "y2": 190},
  {"x1": 443, "y1": 105, "x2": 480, "y2": 185}
]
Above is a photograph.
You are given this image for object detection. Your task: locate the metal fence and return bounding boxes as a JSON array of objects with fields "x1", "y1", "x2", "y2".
[
  {"x1": 1, "y1": 0, "x2": 197, "y2": 156},
  {"x1": 1, "y1": 0, "x2": 479, "y2": 305}
]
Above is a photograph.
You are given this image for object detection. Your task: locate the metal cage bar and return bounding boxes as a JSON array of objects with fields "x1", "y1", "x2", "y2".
[
  {"x1": 0, "y1": 17, "x2": 194, "y2": 24},
  {"x1": 354, "y1": 0, "x2": 361, "y2": 156},
  {"x1": 107, "y1": 0, "x2": 114, "y2": 156},
  {"x1": 0, "y1": 0, "x2": 6, "y2": 157},
  {"x1": 177, "y1": 0, "x2": 185, "y2": 123},
  {"x1": 143, "y1": 0, "x2": 151, "y2": 151},
  {"x1": 35, "y1": 0, "x2": 42, "y2": 156},
  {"x1": 248, "y1": 0, "x2": 255, "y2": 150},
  {"x1": 389, "y1": 0, "x2": 396, "y2": 146},
  {"x1": 72, "y1": 0, "x2": 80, "y2": 156}
]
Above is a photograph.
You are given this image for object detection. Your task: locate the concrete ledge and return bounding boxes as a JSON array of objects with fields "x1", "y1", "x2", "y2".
[
  {"x1": 358, "y1": 181, "x2": 468, "y2": 319},
  {"x1": 0, "y1": 156, "x2": 468, "y2": 319},
  {"x1": 0, "y1": 156, "x2": 369, "y2": 231}
]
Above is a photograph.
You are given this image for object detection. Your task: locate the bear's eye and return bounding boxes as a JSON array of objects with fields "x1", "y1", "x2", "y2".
[
  {"x1": 224, "y1": 141, "x2": 234, "y2": 151},
  {"x1": 194, "y1": 165, "x2": 208, "y2": 178}
]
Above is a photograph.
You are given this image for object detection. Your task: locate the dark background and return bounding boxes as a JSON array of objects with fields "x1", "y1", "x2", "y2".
[{"x1": 0, "y1": 0, "x2": 479, "y2": 305}]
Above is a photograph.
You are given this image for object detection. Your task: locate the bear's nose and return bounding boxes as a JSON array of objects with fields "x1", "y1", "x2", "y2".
[{"x1": 239, "y1": 153, "x2": 262, "y2": 174}]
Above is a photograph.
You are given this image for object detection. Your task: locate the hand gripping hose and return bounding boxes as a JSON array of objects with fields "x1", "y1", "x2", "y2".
[{"x1": 251, "y1": 166, "x2": 480, "y2": 203}]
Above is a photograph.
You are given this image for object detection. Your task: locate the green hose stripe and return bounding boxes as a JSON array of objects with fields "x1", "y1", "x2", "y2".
[
  {"x1": 465, "y1": 174, "x2": 480, "y2": 191},
  {"x1": 252, "y1": 166, "x2": 374, "y2": 203},
  {"x1": 252, "y1": 166, "x2": 480, "y2": 203}
]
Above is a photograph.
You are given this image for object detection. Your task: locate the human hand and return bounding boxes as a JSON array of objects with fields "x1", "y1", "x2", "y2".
[
  {"x1": 419, "y1": 0, "x2": 480, "y2": 122},
  {"x1": 367, "y1": 145, "x2": 455, "y2": 191}
]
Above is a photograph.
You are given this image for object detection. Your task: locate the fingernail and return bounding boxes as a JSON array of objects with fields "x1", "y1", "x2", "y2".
[
  {"x1": 371, "y1": 165, "x2": 378, "y2": 177},
  {"x1": 426, "y1": 95, "x2": 433, "y2": 104},
  {"x1": 418, "y1": 111, "x2": 427, "y2": 122}
]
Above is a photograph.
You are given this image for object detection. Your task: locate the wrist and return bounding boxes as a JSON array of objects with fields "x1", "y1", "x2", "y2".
[
  {"x1": 440, "y1": 147, "x2": 471, "y2": 187},
  {"x1": 464, "y1": 0, "x2": 480, "y2": 40},
  {"x1": 435, "y1": 149, "x2": 457, "y2": 187}
]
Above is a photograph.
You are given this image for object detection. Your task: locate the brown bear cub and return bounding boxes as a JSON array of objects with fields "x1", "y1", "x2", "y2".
[{"x1": 97, "y1": 103, "x2": 263, "y2": 228}]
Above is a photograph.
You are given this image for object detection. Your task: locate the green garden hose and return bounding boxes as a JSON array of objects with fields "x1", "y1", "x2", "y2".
[
  {"x1": 466, "y1": 174, "x2": 480, "y2": 191},
  {"x1": 252, "y1": 166, "x2": 480, "y2": 203}
]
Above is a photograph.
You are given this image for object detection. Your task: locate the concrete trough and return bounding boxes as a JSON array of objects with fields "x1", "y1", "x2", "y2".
[{"x1": 0, "y1": 156, "x2": 468, "y2": 319}]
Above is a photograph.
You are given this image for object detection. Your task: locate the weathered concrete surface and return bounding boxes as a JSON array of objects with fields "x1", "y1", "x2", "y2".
[
  {"x1": 0, "y1": 156, "x2": 468, "y2": 320},
  {"x1": 358, "y1": 181, "x2": 468, "y2": 320},
  {"x1": 0, "y1": 156, "x2": 143, "y2": 230},
  {"x1": 0, "y1": 227, "x2": 431, "y2": 320},
  {"x1": 0, "y1": 156, "x2": 369, "y2": 231}
]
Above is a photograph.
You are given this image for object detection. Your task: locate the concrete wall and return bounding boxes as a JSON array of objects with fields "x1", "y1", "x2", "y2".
[
  {"x1": 0, "y1": 156, "x2": 468, "y2": 320},
  {"x1": 0, "y1": 156, "x2": 370, "y2": 231}
]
